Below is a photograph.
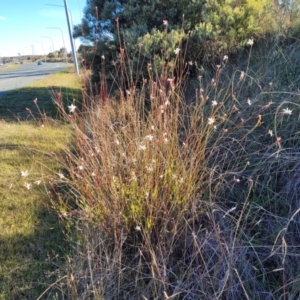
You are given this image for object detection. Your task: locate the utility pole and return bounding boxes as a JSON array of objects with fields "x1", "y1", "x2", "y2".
[{"x1": 63, "y1": 0, "x2": 79, "y2": 75}]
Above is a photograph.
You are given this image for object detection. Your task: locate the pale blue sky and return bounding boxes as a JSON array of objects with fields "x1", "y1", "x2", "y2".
[{"x1": 0, "y1": 0, "x2": 86, "y2": 57}]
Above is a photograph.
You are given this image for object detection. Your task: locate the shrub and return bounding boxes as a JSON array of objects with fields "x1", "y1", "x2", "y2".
[{"x1": 48, "y1": 36, "x2": 300, "y2": 299}]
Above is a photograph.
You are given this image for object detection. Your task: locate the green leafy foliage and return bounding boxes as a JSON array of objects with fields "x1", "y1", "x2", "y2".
[{"x1": 75, "y1": 0, "x2": 281, "y2": 84}]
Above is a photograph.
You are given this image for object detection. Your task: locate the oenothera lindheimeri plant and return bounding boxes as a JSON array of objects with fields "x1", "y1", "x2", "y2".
[{"x1": 46, "y1": 36, "x2": 300, "y2": 298}]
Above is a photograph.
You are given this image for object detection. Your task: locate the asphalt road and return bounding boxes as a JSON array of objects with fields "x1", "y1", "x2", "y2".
[{"x1": 0, "y1": 62, "x2": 69, "y2": 96}]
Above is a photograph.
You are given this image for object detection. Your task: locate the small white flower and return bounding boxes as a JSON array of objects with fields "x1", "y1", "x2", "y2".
[
  {"x1": 233, "y1": 176, "x2": 240, "y2": 183},
  {"x1": 247, "y1": 38, "x2": 254, "y2": 46},
  {"x1": 146, "y1": 165, "x2": 154, "y2": 172},
  {"x1": 34, "y1": 180, "x2": 41, "y2": 185},
  {"x1": 101, "y1": 55, "x2": 105, "y2": 60},
  {"x1": 135, "y1": 225, "x2": 141, "y2": 231},
  {"x1": 115, "y1": 139, "x2": 120, "y2": 145},
  {"x1": 58, "y1": 172, "x2": 64, "y2": 179},
  {"x1": 91, "y1": 172, "x2": 96, "y2": 176},
  {"x1": 223, "y1": 55, "x2": 228, "y2": 61},
  {"x1": 68, "y1": 104, "x2": 76, "y2": 113},
  {"x1": 163, "y1": 20, "x2": 168, "y2": 26},
  {"x1": 282, "y1": 108, "x2": 292, "y2": 115},
  {"x1": 208, "y1": 117, "x2": 215, "y2": 125},
  {"x1": 247, "y1": 99, "x2": 252, "y2": 106},
  {"x1": 21, "y1": 170, "x2": 29, "y2": 177},
  {"x1": 188, "y1": 61, "x2": 193, "y2": 66},
  {"x1": 268, "y1": 129, "x2": 273, "y2": 137},
  {"x1": 212, "y1": 100, "x2": 218, "y2": 106},
  {"x1": 174, "y1": 48, "x2": 180, "y2": 55},
  {"x1": 138, "y1": 144, "x2": 146, "y2": 151},
  {"x1": 24, "y1": 182, "x2": 31, "y2": 190},
  {"x1": 164, "y1": 100, "x2": 170, "y2": 106},
  {"x1": 240, "y1": 71, "x2": 245, "y2": 80},
  {"x1": 233, "y1": 105, "x2": 239, "y2": 112},
  {"x1": 144, "y1": 134, "x2": 154, "y2": 141},
  {"x1": 78, "y1": 165, "x2": 84, "y2": 170}
]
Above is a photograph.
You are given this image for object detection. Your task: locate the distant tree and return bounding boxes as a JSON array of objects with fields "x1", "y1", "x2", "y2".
[
  {"x1": 58, "y1": 47, "x2": 67, "y2": 58},
  {"x1": 47, "y1": 52, "x2": 55, "y2": 58},
  {"x1": 73, "y1": 0, "x2": 205, "y2": 42},
  {"x1": 74, "y1": 0, "x2": 277, "y2": 84}
]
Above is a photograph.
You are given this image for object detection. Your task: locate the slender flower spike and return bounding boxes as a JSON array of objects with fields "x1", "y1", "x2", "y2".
[
  {"x1": 21, "y1": 170, "x2": 29, "y2": 177},
  {"x1": 247, "y1": 39, "x2": 254, "y2": 46},
  {"x1": 174, "y1": 48, "x2": 180, "y2": 55},
  {"x1": 208, "y1": 117, "x2": 215, "y2": 125},
  {"x1": 68, "y1": 104, "x2": 76, "y2": 113},
  {"x1": 282, "y1": 108, "x2": 292, "y2": 115}
]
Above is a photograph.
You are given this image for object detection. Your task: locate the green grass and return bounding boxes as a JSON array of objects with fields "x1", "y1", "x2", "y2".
[
  {"x1": 0, "y1": 122, "x2": 72, "y2": 299},
  {"x1": 0, "y1": 70, "x2": 82, "y2": 121},
  {"x1": 0, "y1": 70, "x2": 80, "y2": 299},
  {"x1": 0, "y1": 63, "x2": 21, "y2": 72}
]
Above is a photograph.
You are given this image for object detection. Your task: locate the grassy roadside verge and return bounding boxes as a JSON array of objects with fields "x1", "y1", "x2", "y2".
[
  {"x1": 0, "y1": 63, "x2": 21, "y2": 72},
  {"x1": 0, "y1": 68, "x2": 82, "y2": 121},
  {"x1": 0, "y1": 70, "x2": 81, "y2": 299}
]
